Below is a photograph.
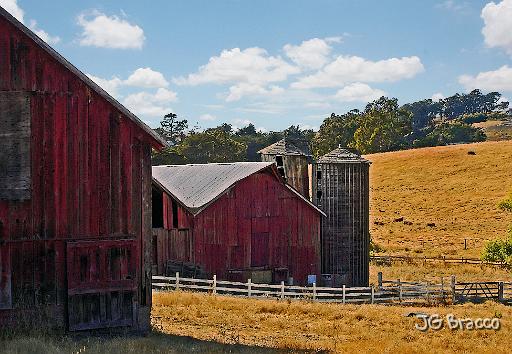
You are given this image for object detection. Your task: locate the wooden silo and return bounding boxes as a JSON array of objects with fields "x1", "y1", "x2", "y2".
[
  {"x1": 311, "y1": 147, "x2": 370, "y2": 287},
  {"x1": 258, "y1": 137, "x2": 312, "y2": 199}
]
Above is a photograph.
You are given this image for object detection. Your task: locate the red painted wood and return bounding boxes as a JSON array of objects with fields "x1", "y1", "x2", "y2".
[
  {"x1": 155, "y1": 170, "x2": 321, "y2": 285},
  {"x1": 0, "y1": 14, "x2": 161, "y2": 330}
]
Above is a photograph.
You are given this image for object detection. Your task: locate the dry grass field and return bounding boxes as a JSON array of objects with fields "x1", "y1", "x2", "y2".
[
  {"x1": 365, "y1": 140, "x2": 512, "y2": 259},
  {"x1": 152, "y1": 291, "x2": 511, "y2": 353},
  {"x1": 473, "y1": 120, "x2": 512, "y2": 141}
]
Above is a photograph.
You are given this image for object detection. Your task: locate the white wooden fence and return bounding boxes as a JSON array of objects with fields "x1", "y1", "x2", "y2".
[{"x1": 153, "y1": 273, "x2": 512, "y2": 304}]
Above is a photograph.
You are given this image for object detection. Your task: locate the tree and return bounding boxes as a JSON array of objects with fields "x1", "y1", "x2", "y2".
[
  {"x1": 176, "y1": 127, "x2": 247, "y2": 163},
  {"x1": 312, "y1": 111, "x2": 360, "y2": 157},
  {"x1": 154, "y1": 112, "x2": 188, "y2": 146},
  {"x1": 413, "y1": 121, "x2": 486, "y2": 147},
  {"x1": 401, "y1": 99, "x2": 442, "y2": 131},
  {"x1": 352, "y1": 97, "x2": 413, "y2": 154}
]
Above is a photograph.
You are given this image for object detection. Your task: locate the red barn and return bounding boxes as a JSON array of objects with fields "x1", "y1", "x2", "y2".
[
  {"x1": 0, "y1": 8, "x2": 165, "y2": 331},
  {"x1": 151, "y1": 162, "x2": 324, "y2": 285}
]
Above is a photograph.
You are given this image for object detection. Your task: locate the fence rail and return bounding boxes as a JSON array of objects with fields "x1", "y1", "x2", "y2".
[
  {"x1": 370, "y1": 255, "x2": 507, "y2": 267},
  {"x1": 153, "y1": 273, "x2": 512, "y2": 305}
]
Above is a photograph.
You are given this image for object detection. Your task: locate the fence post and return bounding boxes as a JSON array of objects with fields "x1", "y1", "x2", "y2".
[
  {"x1": 498, "y1": 281, "x2": 504, "y2": 302},
  {"x1": 451, "y1": 275, "x2": 456, "y2": 304},
  {"x1": 371, "y1": 286, "x2": 375, "y2": 304},
  {"x1": 213, "y1": 274, "x2": 217, "y2": 295},
  {"x1": 342, "y1": 285, "x2": 346, "y2": 304},
  {"x1": 313, "y1": 282, "x2": 317, "y2": 301},
  {"x1": 378, "y1": 272, "x2": 383, "y2": 290},
  {"x1": 281, "y1": 281, "x2": 285, "y2": 300},
  {"x1": 247, "y1": 278, "x2": 252, "y2": 297},
  {"x1": 175, "y1": 272, "x2": 180, "y2": 291},
  {"x1": 398, "y1": 279, "x2": 402, "y2": 302}
]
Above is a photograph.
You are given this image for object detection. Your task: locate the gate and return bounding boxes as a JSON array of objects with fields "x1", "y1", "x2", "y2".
[
  {"x1": 66, "y1": 239, "x2": 137, "y2": 331},
  {"x1": 455, "y1": 281, "x2": 502, "y2": 301}
]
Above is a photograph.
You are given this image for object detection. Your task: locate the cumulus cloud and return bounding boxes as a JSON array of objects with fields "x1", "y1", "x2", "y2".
[
  {"x1": 174, "y1": 47, "x2": 299, "y2": 86},
  {"x1": 431, "y1": 92, "x2": 445, "y2": 101},
  {"x1": 481, "y1": 0, "x2": 512, "y2": 56},
  {"x1": 333, "y1": 83, "x2": 386, "y2": 102},
  {"x1": 87, "y1": 74, "x2": 124, "y2": 98},
  {"x1": 0, "y1": 1, "x2": 60, "y2": 45},
  {"x1": 77, "y1": 11, "x2": 145, "y2": 49},
  {"x1": 0, "y1": 0, "x2": 24, "y2": 22},
  {"x1": 123, "y1": 88, "x2": 177, "y2": 117},
  {"x1": 459, "y1": 65, "x2": 512, "y2": 91},
  {"x1": 29, "y1": 20, "x2": 60, "y2": 45},
  {"x1": 226, "y1": 83, "x2": 284, "y2": 102},
  {"x1": 125, "y1": 67, "x2": 169, "y2": 88},
  {"x1": 292, "y1": 55, "x2": 424, "y2": 89},
  {"x1": 199, "y1": 114, "x2": 216, "y2": 121},
  {"x1": 283, "y1": 37, "x2": 335, "y2": 70}
]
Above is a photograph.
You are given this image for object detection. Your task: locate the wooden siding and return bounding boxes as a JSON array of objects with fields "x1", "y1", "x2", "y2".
[
  {"x1": 312, "y1": 163, "x2": 370, "y2": 287},
  {"x1": 0, "y1": 15, "x2": 155, "y2": 331},
  {"x1": 261, "y1": 154, "x2": 310, "y2": 199},
  {"x1": 154, "y1": 171, "x2": 321, "y2": 285}
]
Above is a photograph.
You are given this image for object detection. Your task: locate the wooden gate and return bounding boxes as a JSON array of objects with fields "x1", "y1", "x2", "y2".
[
  {"x1": 455, "y1": 282, "x2": 501, "y2": 301},
  {"x1": 66, "y1": 239, "x2": 137, "y2": 331}
]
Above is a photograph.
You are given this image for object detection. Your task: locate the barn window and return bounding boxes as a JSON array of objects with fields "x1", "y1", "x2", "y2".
[
  {"x1": 317, "y1": 190, "x2": 323, "y2": 200},
  {"x1": 317, "y1": 170, "x2": 322, "y2": 180},
  {"x1": 275, "y1": 155, "x2": 284, "y2": 167},
  {"x1": 172, "y1": 199, "x2": 179, "y2": 229},
  {"x1": 0, "y1": 92, "x2": 31, "y2": 200},
  {"x1": 152, "y1": 188, "x2": 164, "y2": 228}
]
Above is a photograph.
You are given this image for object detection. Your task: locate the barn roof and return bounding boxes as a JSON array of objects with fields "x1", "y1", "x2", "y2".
[
  {"x1": 258, "y1": 138, "x2": 312, "y2": 157},
  {"x1": 317, "y1": 147, "x2": 371, "y2": 164},
  {"x1": 152, "y1": 162, "x2": 325, "y2": 216},
  {"x1": 0, "y1": 6, "x2": 166, "y2": 148}
]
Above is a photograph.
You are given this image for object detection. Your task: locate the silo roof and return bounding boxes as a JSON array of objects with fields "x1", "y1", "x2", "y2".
[
  {"x1": 258, "y1": 138, "x2": 312, "y2": 157},
  {"x1": 317, "y1": 147, "x2": 371, "y2": 164}
]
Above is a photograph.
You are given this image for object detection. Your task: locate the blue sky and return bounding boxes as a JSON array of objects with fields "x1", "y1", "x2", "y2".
[{"x1": 2, "y1": 0, "x2": 512, "y2": 131}]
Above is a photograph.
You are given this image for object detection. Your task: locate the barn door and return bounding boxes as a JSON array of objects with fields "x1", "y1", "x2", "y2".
[
  {"x1": 66, "y1": 239, "x2": 137, "y2": 331},
  {"x1": 0, "y1": 244, "x2": 11, "y2": 309},
  {"x1": 251, "y1": 232, "x2": 269, "y2": 267}
]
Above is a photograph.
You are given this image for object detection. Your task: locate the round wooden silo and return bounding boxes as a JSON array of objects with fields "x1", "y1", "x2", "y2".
[{"x1": 312, "y1": 147, "x2": 370, "y2": 287}]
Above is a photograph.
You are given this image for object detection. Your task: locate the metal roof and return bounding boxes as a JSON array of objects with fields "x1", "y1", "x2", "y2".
[
  {"x1": 317, "y1": 147, "x2": 371, "y2": 164},
  {"x1": 0, "y1": 6, "x2": 167, "y2": 148},
  {"x1": 258, "y1": 138, "x2": 312, "y2": 157},
  {"x1": 152, "y1": 162, "x2": 325, "y2": 216}
]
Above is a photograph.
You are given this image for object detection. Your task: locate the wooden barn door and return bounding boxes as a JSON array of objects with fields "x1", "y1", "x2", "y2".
[
  {"x1": 66, "y1": 239, "x2": 137, "y2": 331},
  {"x1": 251, "y1": 232, "x2": 269, "y2": 267}
]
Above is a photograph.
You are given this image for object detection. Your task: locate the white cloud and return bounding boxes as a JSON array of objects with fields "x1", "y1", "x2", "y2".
[
  {"x1": 283, "y1": 37, "x2": 334, "y2": 70},
  {"x1": 431, "y1": 92, "x2": 445, "y2": 101},
  {"x1": 77, "y1": 11, "x2": 145, "y2": 49},
  {"x1": 333, "y1": 83, "x2": 386, "y2": 102},
  {"x1": 29, "y1": 20, "x2": 60, "y2": 45},
  {"x1": 436, "y1": 1, "x2": 469, "y2": 13},
  {"x1": 199, "y1": 114, "x2": 216, "y2": 121},
  {"x1": 123, "y1": 88, "x2": 177, "y2": 117},
  {"x1": 292, "y1": 55, "x2": 424, "y2": 89},
  {"x1": 87, "y1": 74, "x2": 123, "y2": 98},
  {"x1": 1, "y1": 1, "x2": 60, "y2": 45},
  {"x1": 0, "y1": 0, "x2": 23, "y2": 22},
  {"x1": 124, "y1": 67, "x2": 169, "y2": 88},
  {"x1": 459, "y1": 65, "x2": 512, "y2": 91},
  {"x1": 174, "y1": 47, "x2": 299, "y2": 87},
  {"x1": 481, "y1": 0, "x2": 512, "y2": 56},
  {"x1": 226, "y1": 83, "x2": 284, "y2": 102}
]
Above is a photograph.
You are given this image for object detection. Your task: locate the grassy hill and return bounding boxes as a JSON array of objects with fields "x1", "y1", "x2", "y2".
[{"x1": 365, "y1": 140, "x2": 512, "y2": 259}]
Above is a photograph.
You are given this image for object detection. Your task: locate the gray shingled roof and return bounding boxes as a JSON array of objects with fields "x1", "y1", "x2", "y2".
[
  {"x1": 152, "y1": 162, "x2": 325, "y2": 216},
  {"x1": 0, "y1": 6, "x2": 166, "y2": 148},
  {"x1": 258, "y1": 138, "x2": 312, "y2": 156},
  {"x1": 317, "y1": 147, "x2": 371, "y2": 164}
]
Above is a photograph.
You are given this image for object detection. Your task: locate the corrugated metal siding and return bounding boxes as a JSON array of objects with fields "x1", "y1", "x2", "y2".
[
  {"x1": 0, "y1": 14, "x2": 155, "y2": 331},
  {"x1": 154, "y1": 171, "x2": 321, "y2": 285}
]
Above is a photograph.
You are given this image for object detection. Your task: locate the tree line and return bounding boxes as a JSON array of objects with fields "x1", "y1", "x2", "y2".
[{"x1": 152, "y1": 89, "x2": 511, "y2": 165}]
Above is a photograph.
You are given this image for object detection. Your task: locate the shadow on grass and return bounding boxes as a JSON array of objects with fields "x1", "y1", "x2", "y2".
[{"x1": 1, "y1": 330, "x2": 316, "y2": 354}]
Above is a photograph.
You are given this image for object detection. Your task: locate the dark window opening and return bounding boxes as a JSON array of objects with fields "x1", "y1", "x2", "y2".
[
  {"x1": 277, "y1": 166, "x2": 286, "y2": 179},
  {"x1": 152, "y1": 235, "x2": 158, "y2": 266},
  {"x1": 172, "y1": 198, "x2": 179, "y2": 229},
  {"x1": 317, "y1": 170, "x2": 322, "y2": 180},
  {"x1": 152, "y1": 188, "x2": 163, "y2": 228},
  {"x1": 317, "y1": 190, "x2": 323, "y2": 200},
  {"x1": 275, "y1": 155, "x2": 284, "y2": 167}
]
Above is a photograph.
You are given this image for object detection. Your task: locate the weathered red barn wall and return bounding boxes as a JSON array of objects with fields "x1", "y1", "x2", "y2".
[
  {"x1": 154, "y1": 171, "x2": 321, "y2": 285},
  {"x1": 0, "y1": 14, "x2": 155, "y2": 331}
]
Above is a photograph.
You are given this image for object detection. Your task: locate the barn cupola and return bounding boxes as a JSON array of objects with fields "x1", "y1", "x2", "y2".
[{"x1": 312, "y1": 146, "x2": 371, "y2": 287}]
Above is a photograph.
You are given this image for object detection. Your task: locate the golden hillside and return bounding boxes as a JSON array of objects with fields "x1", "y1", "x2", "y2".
[{"x1": 365, "y1": 141, "x2": 512, "y2": 258}]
